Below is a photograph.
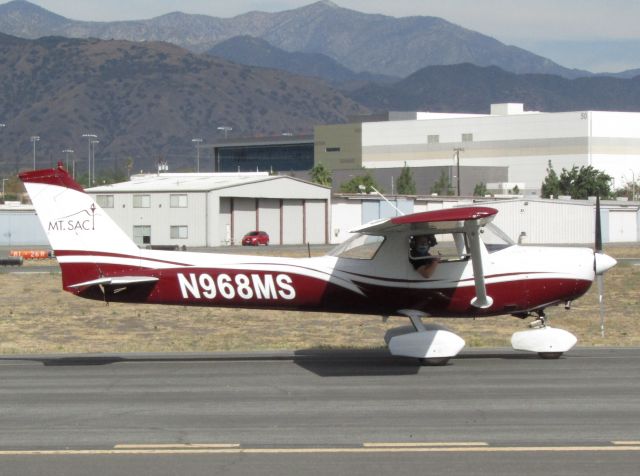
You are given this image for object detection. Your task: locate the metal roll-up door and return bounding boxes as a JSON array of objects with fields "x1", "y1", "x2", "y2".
[
  {"x1": 282, "y1": 199, "x2": 303, "y2": 244},
  {"x1": 609, "y1": 210, "x2": 637, "y2": 242},
  {"x1": 232, "y1": 197, "x2": 257, "y2": 244},
  {"x1": 305, "y1": 200, "x2": 327, "y2": 244},
  {"x1": 258, "y1": 199, "x2": 280, "y2": 244}
]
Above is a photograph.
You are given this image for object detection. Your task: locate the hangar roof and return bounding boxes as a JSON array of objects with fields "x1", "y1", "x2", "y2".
[{"x1": 87, "y1": 172, "x2": 329, "y2": 194}]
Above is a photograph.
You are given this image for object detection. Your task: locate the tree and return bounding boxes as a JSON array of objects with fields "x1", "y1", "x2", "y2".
[
  {"x1": 430, "y1": 170, "x2": 454, "y2": 196},
  {"x1": 541, "y1": 161, "x2": 612, "y2": 199},
  {"x1": 396, "y1": 162, "x2": 416, "y2": 195},
  {"x1": 541, "y1": 160, "x2": 560, "y2": 198},
  {"x1": 559, "y1": 165, "x2": 612, "y2": 199},
  {"x1": 473, "y1": 182, "x2": 488, "y2": 196},
  {"x1": 512, "y1": 185, "x2": 520, "y2": 195},
  {"x1": 310, "y1": 163, "x2": 332, "y2": 187},
  {"x1": 339, "y1": 172, "x2": 382, "y2": 193}
]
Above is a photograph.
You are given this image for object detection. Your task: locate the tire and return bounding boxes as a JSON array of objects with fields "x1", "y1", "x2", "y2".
[
  {"x1": 537, "y1": 352, "x2": 563, "y2": 359},
  {"x1": 419, "y1": 357, "x2": 450, "y2": 366}
]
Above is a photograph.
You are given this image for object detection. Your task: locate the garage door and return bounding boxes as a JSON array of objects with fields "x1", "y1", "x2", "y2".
[
  {"x1": 282, "y1": 200, "x2": 303, "y2": 244},
  {"x1": 232, "y1": 198, "x2": 257, "y2": 244},
  {"x1": 608, "y1": 210, "x2": 637, "y2": 242},
  {"x1": 305, "y1": 200, "x2": 327, "y2": 244},
  {"x1": 258, "y1": 199, "x2": 280, "y2": 245}
]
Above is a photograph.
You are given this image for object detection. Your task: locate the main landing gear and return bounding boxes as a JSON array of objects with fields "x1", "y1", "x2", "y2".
[
  {"x1": 510, "y1": 310, "x2": 577, "y2": 359},
  {"x1": 384, "y1": 310, "x2": 465, "y2": 366},
  {"x1": 385, "y1": 309, "x2": 578, "y2": 365}
]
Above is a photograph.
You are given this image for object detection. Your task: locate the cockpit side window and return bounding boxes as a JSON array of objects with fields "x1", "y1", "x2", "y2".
[
  {"x1": 409, "y1": 232, "x2": 470, "y2": 262},
  {"x1": 328, "y1": 233, "x2": 385, "y2": 260}
]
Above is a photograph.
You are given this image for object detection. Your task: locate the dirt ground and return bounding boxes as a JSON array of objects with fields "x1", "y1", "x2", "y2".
[{"x1": 0, "y1": 244, "x2": 638, "y2": 354}]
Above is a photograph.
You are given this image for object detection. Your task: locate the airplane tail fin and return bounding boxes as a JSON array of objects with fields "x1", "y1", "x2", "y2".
[{"x1": 19, "y1": 163, "x2": 141, "y2": 290}]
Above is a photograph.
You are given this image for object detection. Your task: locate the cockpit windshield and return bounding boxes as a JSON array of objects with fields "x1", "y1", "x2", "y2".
[
  {"x1": 327, "y1": 233, "x2": 385, "y2": 260},
  {"x1": 480, "y1": 223, "x2": 515, "y2": 252}
]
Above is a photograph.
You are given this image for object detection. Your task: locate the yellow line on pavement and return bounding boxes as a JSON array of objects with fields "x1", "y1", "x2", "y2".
[
  {"x1": 363, "y1": 442, "x2": 488, "y2": 447},
  {"x1": 114, "y1": 444, "x2": 240, "y2": 449},
  {"x1": 0, "y1": 446, "x2": 639, "y2": 456}
]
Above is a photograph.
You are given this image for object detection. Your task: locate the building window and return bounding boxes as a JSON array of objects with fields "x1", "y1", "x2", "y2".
[
  {"x1": 427, "y1": 134, "x2": 439, "y2": 144},
  {"x1": 133, "y1": 194, "x2": 150, "y2": 208},
  {"x1": 325, "y1": 147, "x2": 341, "y2": 152},
  {"x1": 170, "y1": 225, "x2": 188, "y2": 239},
  {"x1": 170, "y1": 194, "x2": 188, "y2": 208},
  {"x1": 133, "y1": 225, "x2": 151, "y2": 246},
  {"x1": 96, "y1": 194, "x2": 114, "y2": 208},
  {"x1": 462, "y1": 133, "x2": 473, "y2": 142}
]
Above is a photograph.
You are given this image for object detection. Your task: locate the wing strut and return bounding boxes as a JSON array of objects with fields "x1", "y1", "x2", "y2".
[{"x1": 466, "y1": 222, "x2": 494, "y2": 309}]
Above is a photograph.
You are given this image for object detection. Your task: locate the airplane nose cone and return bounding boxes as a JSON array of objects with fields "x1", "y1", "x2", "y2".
[{"x1": 595, "y1": 253, "x2": 617, "y2": 274}]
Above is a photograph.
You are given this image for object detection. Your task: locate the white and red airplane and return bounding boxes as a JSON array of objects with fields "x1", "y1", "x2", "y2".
[{"x1": 20, "y1": 164, "x2": 617, "y2": 365}]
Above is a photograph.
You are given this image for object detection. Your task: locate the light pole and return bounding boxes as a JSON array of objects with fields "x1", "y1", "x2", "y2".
[
  {"x1": 217, "y1": 126, "x2": 232, "y2": 139},
  {"x1": 91, "y1": 139, "x2": 99, "y2": 185},
  {"x1": 1, "y1": 178, "x2": 8, "y2": 202},
  {"x1": 30, "y1": 136, "x2": 40, "y2": 170},
  {"x1": 453, "y1": 147, "x2": 464, "y2": 196},
  {"x1": 192, "y1": 138, "x2": 203, "y2": 172},
  {"x1": 82, "y1": 133, "x2": 97, "y2": 185},
  {"x1": 62, "y1": 149, "x2": 74, "y2": 172},
  {"x1": 630, "y1": 169, "x2": 637, "y2": 201}
]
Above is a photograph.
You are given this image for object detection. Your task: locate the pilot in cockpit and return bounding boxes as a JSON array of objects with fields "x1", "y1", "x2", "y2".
[{"x1": 409, "y1": 234, "x2": 440, "y2": 278}]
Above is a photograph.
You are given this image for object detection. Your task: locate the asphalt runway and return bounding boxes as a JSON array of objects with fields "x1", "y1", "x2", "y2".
[{"x1": 1, "y1": 348, "x2": 639, "y2": 475}]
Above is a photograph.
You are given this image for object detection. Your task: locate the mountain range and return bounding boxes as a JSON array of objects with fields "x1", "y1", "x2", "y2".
[
  {"x1": 0, "y1": 33, "x2": 366, "y2": 174},
  {"x1": 0, "y1": 1, "x2": 639, "y2": 176},
  {"x1": 349, "y1": 63, "x2": 640, "y2": 113},
  {"x1": 0, "y1": 0, "x2": 591, "y2": 79}
]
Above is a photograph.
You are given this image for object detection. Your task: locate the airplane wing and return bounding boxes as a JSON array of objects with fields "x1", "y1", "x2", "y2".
[
  {"x1": 351, "y1": 207, "x2": 498, "y2": 235},
  {"x1": 352, "y1": 207, "x2": 498, "y2": 309}
]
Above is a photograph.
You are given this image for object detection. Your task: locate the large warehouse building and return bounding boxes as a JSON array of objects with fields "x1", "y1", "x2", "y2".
[
  {"x1": 87, "y1": 172, "x2": 331, "y2": 247},
  {"x1": 315, "y1": 104, "x2": 640, "y2": 195}
]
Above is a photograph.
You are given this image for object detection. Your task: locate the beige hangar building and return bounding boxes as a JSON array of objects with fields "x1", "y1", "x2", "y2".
[{"x1": 88, "y1": 172, "x2": 331, "y2": 247}]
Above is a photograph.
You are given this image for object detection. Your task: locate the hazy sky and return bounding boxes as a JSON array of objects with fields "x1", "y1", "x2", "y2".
[{"x1": 4, "y1": 0, "x2": 640, "y2": 71}]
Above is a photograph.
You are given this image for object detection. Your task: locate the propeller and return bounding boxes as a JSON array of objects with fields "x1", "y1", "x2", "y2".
[{"x1": 593, "y1": 196, "x2": 617, "y2": 337}]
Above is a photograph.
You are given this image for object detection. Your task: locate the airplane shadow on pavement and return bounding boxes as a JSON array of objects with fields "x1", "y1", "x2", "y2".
[{"x1": 0, "y1": 348, "x2": 536, "y2": 375}]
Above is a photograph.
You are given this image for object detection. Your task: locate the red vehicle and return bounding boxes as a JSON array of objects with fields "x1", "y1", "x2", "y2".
[{"x1": 242, "y1": 231, "x2": 269, "y2": 246}]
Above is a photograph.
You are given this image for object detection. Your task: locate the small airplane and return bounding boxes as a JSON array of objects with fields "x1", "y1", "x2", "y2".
[{"x1": 20, "y1": 163, "x2": 617, "y2": 365}]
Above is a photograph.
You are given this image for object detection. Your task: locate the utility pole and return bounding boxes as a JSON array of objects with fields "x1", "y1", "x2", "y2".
[{"x1": 453, "y1": 147, "x2": 464, "y2": 196}]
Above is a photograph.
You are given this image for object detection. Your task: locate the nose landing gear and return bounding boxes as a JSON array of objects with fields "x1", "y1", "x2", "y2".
[{"x1": 511, "y1": 310, "x2": 577, "y2": 359}]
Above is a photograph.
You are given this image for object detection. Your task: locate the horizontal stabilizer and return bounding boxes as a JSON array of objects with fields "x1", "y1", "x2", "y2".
[{"x1": 69, "y1": 276, "x2": 159, "y2": 289}]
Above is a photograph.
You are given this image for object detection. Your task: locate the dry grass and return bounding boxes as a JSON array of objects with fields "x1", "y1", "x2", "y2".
[{"x1": 0, "y1": 244, "x2": 638, "y2": 354}]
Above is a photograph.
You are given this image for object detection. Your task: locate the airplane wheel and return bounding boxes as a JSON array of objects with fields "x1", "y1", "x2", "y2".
[
  {"x1": 537, "y1": 352, "x2": 563, "y2": 359},
  {"x1": 419, "y1": 357, "x2": 450, "y2": 366}
]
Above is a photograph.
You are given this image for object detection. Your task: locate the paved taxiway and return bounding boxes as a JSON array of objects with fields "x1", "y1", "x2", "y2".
[{"x1": 1, "y1": 348, "x2": 639, "y2": 474}]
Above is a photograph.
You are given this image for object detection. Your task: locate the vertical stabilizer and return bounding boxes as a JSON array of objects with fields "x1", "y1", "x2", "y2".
[{"x1": 19, "y1": 164, "x2": 141, "y2": 288}]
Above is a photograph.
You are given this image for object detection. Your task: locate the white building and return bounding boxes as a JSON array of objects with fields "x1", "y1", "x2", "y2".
[
  {"x1": 330, "y1": 194, "x2": 640, "y2": 245},
  {"x1": 315, "y1": 103, "x2": 640, "y2": 195},
  {"x1": 87, "y1": 173, "x2": 331, "y2": 247},
  {"x1": 0, "y1": 203, "x2": 47, "y2": 246}
]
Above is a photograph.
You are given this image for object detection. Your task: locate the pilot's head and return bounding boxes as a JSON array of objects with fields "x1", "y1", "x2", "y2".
[{"x1": 412, "y1": 234, "x2": 437, "y2": 255}]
